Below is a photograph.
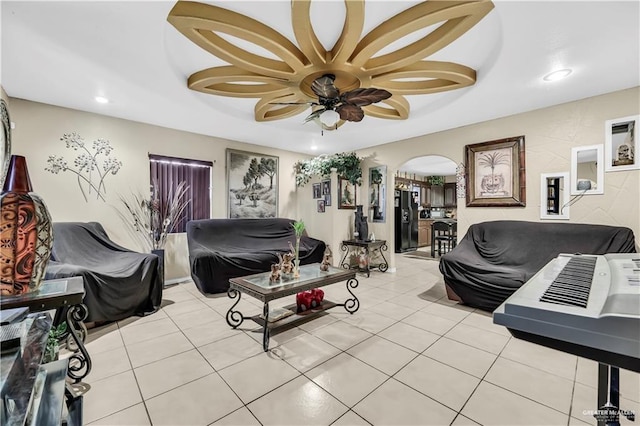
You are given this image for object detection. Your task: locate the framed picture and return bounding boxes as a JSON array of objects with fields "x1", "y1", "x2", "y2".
[
  {"x1": 605, "y1": 115, "x2": 639, "y2": 172},
  {"x1": 317, "y1": 199, "x2": 325, "y2": 213},
  {"x1": 226, "y1": 149, "x2": 278, "y2": 218},
  {"x1": 338, "y1": 176, "x2": 356, "y2": 209},
  {"x1": 312, "y1": 183, "x2": 322, "y2": 199},
  {"x1": 321, "y1": 179, "x2": 331, "y2": 196},
  {"x1": 465, "y1": 136, "x2": 526, "y2": 207},
  {"x1": 324, "y1": 193, "x2": 331, "y2": 206}
]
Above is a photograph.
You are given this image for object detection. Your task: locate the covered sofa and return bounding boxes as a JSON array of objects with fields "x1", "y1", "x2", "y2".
[
  {"x1": 187, "y1": 218, "x2": 326, "y2": 294},
  {"x1": 439, "y1": 220, "x2": 636, "y2": 311},
  {"x1": 45, "y1": 222, "x2": 163, "y2": 322}
]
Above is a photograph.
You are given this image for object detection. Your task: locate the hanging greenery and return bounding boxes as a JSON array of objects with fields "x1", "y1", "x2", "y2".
[
  {"x1": 294, "y1": 152, "x2": 363, "y2": 187},
  {"x1": 427, "y1": 175, "x2": 445, "y2": 186}
]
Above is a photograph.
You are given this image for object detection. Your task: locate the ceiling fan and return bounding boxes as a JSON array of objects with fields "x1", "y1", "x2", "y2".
[{"x1": 272, "y1": 74, "x2": 392, "y2": 129}]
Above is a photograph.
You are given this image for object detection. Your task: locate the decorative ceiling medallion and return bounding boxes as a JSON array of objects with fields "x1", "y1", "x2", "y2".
[{"x1": 167, "y1": 0, "x2": 494, "y2": 129}]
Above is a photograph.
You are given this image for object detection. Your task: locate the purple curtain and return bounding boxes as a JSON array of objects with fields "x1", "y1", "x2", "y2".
[{"x1": 149, "y1": 154, "x2": 212, "y2": 233}]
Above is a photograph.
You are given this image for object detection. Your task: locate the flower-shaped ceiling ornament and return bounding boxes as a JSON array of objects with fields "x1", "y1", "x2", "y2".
[{"x1": 167, "y1": 0, "x2": 494, "y2": 130}]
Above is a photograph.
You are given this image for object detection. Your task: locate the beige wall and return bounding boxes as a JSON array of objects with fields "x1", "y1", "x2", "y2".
[
  {"x1": 359, "y1": 87, "x2": 640, "y2": 257},
  {"x1": 8, "y1": 98, "x2": 308, "y2": 280}
]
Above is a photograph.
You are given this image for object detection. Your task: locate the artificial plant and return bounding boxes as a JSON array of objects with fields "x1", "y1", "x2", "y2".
[{"x1": 294, "y1": 152, "x2": 362, "y2": 187}]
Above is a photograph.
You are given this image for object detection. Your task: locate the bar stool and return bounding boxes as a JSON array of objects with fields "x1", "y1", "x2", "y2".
[{"x1": 432, "y1": 221, "x2": 457, "y2": 256}]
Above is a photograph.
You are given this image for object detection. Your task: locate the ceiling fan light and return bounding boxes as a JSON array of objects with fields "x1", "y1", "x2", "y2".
[{"x1": 320, "y1": 109, "x2": 340, "y2": 127}]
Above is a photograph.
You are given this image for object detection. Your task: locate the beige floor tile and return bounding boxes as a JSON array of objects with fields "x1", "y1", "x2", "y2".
[
  {"x1": 347, "y1": 335, "x2": 417, "y2": 375},
  {"x1": 83, "y1": 370, "x2": 142, "y2": 424},
  {"x1": 460, "y1": 311, "x2": 511, "y2": 336},
  {"x1": 87, "y1": 345, "x2": 131, "y2": 381},
  {"x1": 85, "y1": 323, "x2": 124, "y2": 355},
  {"x1": 378, "y1": 321, "x2": 439, "y2": 353},
  {"x1": 88, "y1": 403, "x2": 150, "y2": 425},
  {"x1": 198, "y1": 332, "x2": 263, "y2": 371},
  {"x1": 395, "y1": 355, "x2": 480, "y2": 411},
  {"x1": 339, "y1": 309, "x2": 397, "y2": 334},
  {"x1": 162, "y1": 287, "x2": 199, "y2": 303},
  {"x1": 212, "y1": 407, "x2": 261, "y2": 425},
  {"x1": 353, "y1": 378, "x2": 457, "y2": 426},
  {"x1": 274, "y1": 332, "x2": 342, "y2": 372},
  {"x1": 312, "y1": 320, "x2": 373, "y2": 350},
  {"x1": 248, "y1": 375, "x2": 348, "y2": 426},
  {"x1": 485, "y1": 357, "x2": 574, "y2": 414},
  {"x1": 575, "y1": 358, "x2": 640, "y2": 403},
  {"x1": 451, "y1": 414, "x2": 481, "y2": 425},
  {"x1": 169, "y1": 306, "x2": 221, "y2": 331},
  {"x1": 307, "y1": 352, "x2": 389, "y2": 407},
  {"x1": 331, "y1": 410, "x2": 372, "y2": 426},
  {"x1": 420, "y1": 301, "x2": 472, "y2": 322},
  {"x1": 445, "y1": 323, "x2": 510, "y2": 354},
  {"x1": 569, "y1": 416, "x2": 592, "y2": 426},
  {"x1": 119, "y1": 317, "x2": 180, "y2": 346},
  {"x1": 401, "y1": 310, "x2": 458, "y2": 335},
  {"x1": 246, "y1": 325, "x2": 307, "y2": 349},
  {"x1": 182, "y1": 318, "x2": 238, "y2": 347},
  {"x1": 126, "y1": 330, "x2": 194, "y2": 368},
  {"x1": 423, "y1": 337, "x2": 497, "y2": 378},
  {"x1": 500, "y1": 338, "x2": 577, "y2": 380},
  {"x1": 462, "y1": 381, "x2": 568, "y2": 425},
  {"x1": 117, "y1": 309, "x2": 168, "y2": 328},
  {"x1": 297, "y1": 312, "x2": 338, "y2": 332},
  {"x1": 161, "y1": 298, "x2": 209, "y2": 317},
  {"x1": 146, "y1": 373, "x2": 243, "y2": 425},
  {"x1": 571, "y1": 381, "x2": 639, "y2": 426},
  {"x1": 218, "y1": 351, "x2": 300, "y2": 403},
  {"x1": 365, "y1": 300, "x2": 416, "y2": 321},
  {"x1": 134, "y1": 349, "x2": 214, "y2": 399},
  {"x1": 387, "y1": 294, "x2": 434, "y2": 310}
]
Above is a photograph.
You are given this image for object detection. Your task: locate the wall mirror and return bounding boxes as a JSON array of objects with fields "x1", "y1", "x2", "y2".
[
  {"x1": 369, "y1": 165, "x2": 386, "y2": 223},
  {"x1": 0, "y1": 99, "x2": 11, "y2": 189},
  {"x1": 605, "y1": 114, "x2": 639, "y2": 172},
  {"x1": 570, "y1": 145, "x2": 603, "y2": 195},
  {"x1": 540, "y1": 172, "x2": 570, "y2": 220}
]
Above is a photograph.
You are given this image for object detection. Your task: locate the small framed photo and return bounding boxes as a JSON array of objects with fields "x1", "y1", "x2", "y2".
[
  {"x1": 321, "y1": 179, "x2": 331, "y2": 196},
  {"x1": 605, "y1": 115, "x2": 639, "y2": 172},
  {"x1": 317, "y1": 199, "x2": 326, "y2": 212},
  {"x1": 324, "y1": 193, "x2": 331, "y2": 206},
  {"x1": 312, "y1": 183, "x2": 322, "y2": 199}
]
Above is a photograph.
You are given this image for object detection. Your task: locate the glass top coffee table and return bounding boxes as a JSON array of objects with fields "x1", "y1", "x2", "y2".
[{"x1": 227, "y1": 263, "x2": 359, "y2": 351}]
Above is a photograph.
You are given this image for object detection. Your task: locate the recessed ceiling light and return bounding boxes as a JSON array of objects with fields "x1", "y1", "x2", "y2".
[
  {"x1": 95, "y1": 96, "x2": 109, "y2": 104},
  {"x1": 310, "y1": 145, "x2": 318, "y2": 151},
  {"x1": 543, "y1": 69, "x2": 572, "y2": 82}
]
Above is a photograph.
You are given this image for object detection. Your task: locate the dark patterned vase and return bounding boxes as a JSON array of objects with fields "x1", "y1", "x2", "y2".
[{"x1": 0, "y1": 155, "x2": 53, "y2": 296}]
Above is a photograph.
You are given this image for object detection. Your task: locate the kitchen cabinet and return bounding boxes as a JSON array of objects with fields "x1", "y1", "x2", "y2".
[
  {"x1": 444, "y1": 183, "x2": 456, "y2": 207},
  {"x1": 431, "y1": 185, "x2": 444, "y2": 207},
  {"x1": 418, "y1": 219, "x2": 432, "y2": 247}
]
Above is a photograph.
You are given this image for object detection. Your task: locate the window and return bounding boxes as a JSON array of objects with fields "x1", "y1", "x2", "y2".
[{"x1": 149, "y1": 154, "x2": 212, "y2": 233}]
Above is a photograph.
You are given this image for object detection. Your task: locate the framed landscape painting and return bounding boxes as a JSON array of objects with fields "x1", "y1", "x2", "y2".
[
  {"x1": 226, "y1": 149, "x2": 278, "y2": 218},
  {"x1": 465, "y1": 136, "x2": 526, "y2": 207}
]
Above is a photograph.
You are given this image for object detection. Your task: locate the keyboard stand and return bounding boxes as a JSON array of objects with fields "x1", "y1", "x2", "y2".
[{"x1": 594, "y1": 364, "x2": 635, "y2": 426}]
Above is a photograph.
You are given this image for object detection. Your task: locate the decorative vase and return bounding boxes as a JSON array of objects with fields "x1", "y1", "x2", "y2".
[
  {"x1": 0, "y1": 155, "x2": 53, "y2": 296},
  {"x1": 151, "y1": 248, "x2": 165, "y2": 288}
]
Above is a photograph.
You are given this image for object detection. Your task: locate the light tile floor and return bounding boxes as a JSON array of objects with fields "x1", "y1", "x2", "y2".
[{"x1": 78, "y1": 254, "x2": 639, "y2": 426}]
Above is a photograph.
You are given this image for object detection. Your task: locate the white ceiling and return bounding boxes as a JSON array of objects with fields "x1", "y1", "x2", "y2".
[{"x1": 1, "y1": 1, "x2": 639, "y2": 157}]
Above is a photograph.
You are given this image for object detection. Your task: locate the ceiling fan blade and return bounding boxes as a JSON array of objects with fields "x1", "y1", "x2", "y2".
[
  {"x1": 269, "y1": 101, "x2": 318, "y2": 105},
  {"x1": 304, "y1": 108, "x2": 325, "y2": 123},
  {"x1": 341, "y1": 88, "x2": 392, "y2": 106},
  {"x1": 336, "y1": 104, "x2": 364, "y2": 122},
  {"x1": 311, "y1": 74, "x2": 339, "y2": 100}
]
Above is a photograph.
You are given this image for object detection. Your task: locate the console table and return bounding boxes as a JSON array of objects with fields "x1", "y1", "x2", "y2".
[
  {"x1": 0, "y1": 277, "x2": 91, "y2": 383},
  {"x1": 340, "y1": 239, "x2": 389, "y2": 277}
]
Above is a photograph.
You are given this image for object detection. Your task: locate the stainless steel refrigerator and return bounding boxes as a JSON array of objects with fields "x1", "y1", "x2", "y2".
[{"x1": 394, "y1": 190, "x2": 418, "y2": 252}]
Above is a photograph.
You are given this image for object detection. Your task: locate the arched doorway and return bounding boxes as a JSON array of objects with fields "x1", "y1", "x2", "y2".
[{"x1": 394, "y1": 155, "x2": 457, "y2": 254}]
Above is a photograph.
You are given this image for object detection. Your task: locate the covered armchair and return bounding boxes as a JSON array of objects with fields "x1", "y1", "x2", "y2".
[{"x1": 45, "y1": 222, "x2": 163, "y2": 322}]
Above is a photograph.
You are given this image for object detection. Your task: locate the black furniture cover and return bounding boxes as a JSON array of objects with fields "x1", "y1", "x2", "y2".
[
  {"x1": 45, "y1": 222, "x2": 163, "y2": 322},
  {"x1": 439, "y1": 220, "x2": 636, "y2": 311},
  {"x1": 187, "y1": 218, "x2": 326, "y2": 294}
]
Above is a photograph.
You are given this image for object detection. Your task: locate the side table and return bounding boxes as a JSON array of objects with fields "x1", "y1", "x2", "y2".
[
  {"x1": 340, "y1": 239, "x2": 389, "y2": 277},
  {"x1": 0, "y1": 277, "x2": 92, "y2": 383}
]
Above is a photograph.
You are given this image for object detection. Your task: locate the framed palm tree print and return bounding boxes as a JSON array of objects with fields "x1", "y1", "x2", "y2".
[{"x1": 465, "y1": 136, "x2": 526, "y2": 207}]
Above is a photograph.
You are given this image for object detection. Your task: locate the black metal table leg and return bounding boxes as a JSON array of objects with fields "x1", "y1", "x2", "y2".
[
  {"x1": 343, "y1": 278, "x2": 359, "y2": 314},
  {"x1": 65, "y1": 304, "x2": 92, "y2": 383},
  {"x1": 376, "y1": 244, "x2": 389, "y2": 272},
  {"x1": 226, "y1": 288, "x2": 245, "y2": 328},
  {"x1": 262, "y1": 302, "x2": 270, "y2": 352},
  {"x1": 365, "y1": 247, "x2": 371, "y2": 277},
  {"x1": 340, "y1": 243, "x2": 350, "y2": 269}
]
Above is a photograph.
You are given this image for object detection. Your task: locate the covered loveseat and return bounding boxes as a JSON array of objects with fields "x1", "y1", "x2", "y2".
[
  {"x1": 187, "y1": 218, "x2": 326, "y2": 294},
  {"x1": 45, "y1": 222, "x2": 163, "y2": 322},
  {"x1": 439, "y1": 220, "x2": 636, "y2": 311}
]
